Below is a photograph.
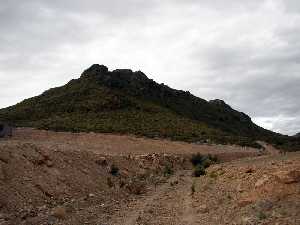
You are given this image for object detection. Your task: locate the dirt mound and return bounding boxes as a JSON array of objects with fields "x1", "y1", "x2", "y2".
[{"x1": 0, "y1": 141, "x2": 190, "y2": 225}]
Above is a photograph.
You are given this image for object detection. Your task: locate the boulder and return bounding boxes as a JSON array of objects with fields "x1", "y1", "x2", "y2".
[
  {"x1": 273, "y1": 170, "x2": 300, "y2": 184},
  {"x1": 238, "y1": 198, "x2": 253, "y2": 207},
  {"x1": 255, "y1": 175, "x2": 270, "y2": 188},
  {"x1": 52, "y1": 206, "x2": 67, "y2": 219},
  {"x1": 197, "y1": 204, "x2": 209, "y2": 213}
]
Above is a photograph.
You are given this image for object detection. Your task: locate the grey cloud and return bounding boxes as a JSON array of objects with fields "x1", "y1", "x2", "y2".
[{"x1": 0, "y1": 0, "x2": 299, "y2": 135}]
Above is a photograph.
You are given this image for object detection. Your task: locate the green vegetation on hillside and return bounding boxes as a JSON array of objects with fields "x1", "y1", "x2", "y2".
[{"x1": 0, "y1": 64, "x2": 298, "y2": 150}]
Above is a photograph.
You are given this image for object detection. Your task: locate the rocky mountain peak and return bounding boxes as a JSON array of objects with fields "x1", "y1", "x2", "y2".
[
  {"x1": 80, "y1": 64, "x2": 149, "y2": 85},
  {"x1": 81, "y1": 64, "x2": 109, "y2": 77}
]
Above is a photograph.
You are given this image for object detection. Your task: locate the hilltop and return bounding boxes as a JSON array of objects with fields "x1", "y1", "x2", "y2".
[{"x1": 0, "y1": 64, "x2": 296, "y2": 149}]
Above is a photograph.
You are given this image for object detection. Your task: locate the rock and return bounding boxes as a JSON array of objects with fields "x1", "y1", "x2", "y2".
[
  {"x1": 238, "y1": 198, "x2": 253, "y2": 207},
  {"x1": 37, "y1": 205, "x2": 47, "y2": 212},
  {"x1": 245, "y1": 167, "x2": 255, "y2": 173},
  {"x1": 255, "y1": 175, "x2": 270, "y2": 188},
  {"x1": 0, "y1": 166, "x2": 6, "y2": 180},
  {"x1": 138, "y1": 161, "x2": 144, "y2": 168},
  {"x1": 120, "y1": 170, "x2": 129, "y2": 177},
  {"x1": 0, "y1": 152, "x2": 9, "y2": 164},
  {"x1": 95, "y1": 157, "x2": 107, "y2": 166},
  {"x1": 47, "y1": 216, "x2": 56, "y2": 225},
  {"x1": 241, "y1": 216, "x2": 252, "y2": 223},
  {"x1": 88, "y1": 193, "x2": 95, "y2": 198},
  {"x1": 19, "y1": 208, "x2": 37, "y2": 220},
  {"x1": 81, "y1": 64, "x2": 109, "y2": 77},
  {"x1": 170, "y1": 180, "x2": 179, "y2": 186},
  {"x1": 273, "y1": 170, "x2": 300, "y2": 184},
  {"x1": 256, "y1": 199, "x2": 273, "y2": 211},
  {"x1": 46, "y1": 160, "x2": 53, "y2": 167},
  {"x1": 37, "y1": 155, "x2": 48, "y2": 165},
  {"x1": 197, "y1": 204, "x2": 209, "y2": 213},
  {"x1": 81, "y1": 168, "x2": 89, "y2": 174},
  {"x1": 240, "y1": 216, "x2": 257, "y2": 225},
  {"x1": 236, "y1": 183, "x2": 244, "y2": 192},
  {"x1": 0, "y1": 213, "x2": 7, "y2": 220},
  {"x1": 52, "y1": 206, "x2": 67, "y2": 219}
]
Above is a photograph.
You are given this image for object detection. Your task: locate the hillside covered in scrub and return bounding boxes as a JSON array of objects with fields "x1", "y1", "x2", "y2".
[{"x1": 0, "y1": 64, "x2": 297, "y2": 150}]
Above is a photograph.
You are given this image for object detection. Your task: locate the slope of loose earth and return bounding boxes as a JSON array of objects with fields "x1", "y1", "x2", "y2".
[
  {"x1": 105, "y1": 154, "x2": 300, "y2": 225},
  {"x1": 0, "y1": 128, "x2": 299, "y2": 225}
]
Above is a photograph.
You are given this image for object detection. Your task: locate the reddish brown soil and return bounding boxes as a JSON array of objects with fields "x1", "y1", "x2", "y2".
[{"x1": 0, "y1": 128, "x2": 299, "y2": 225}]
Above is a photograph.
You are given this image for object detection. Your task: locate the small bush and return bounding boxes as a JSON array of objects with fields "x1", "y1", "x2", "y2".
[
  {"x1": 191, "y1": 153, "x2": 219, "y2": 168},
  {"x1": 257, "y1": 211, "x2": 267, "y2": 220},
  {"x1": 163, "y1": 164, "x2": 173, "y2": 176},
  {"x1": 209, "y1": 171, "x2": 218, "y2": 179},
  {"x1": 202, "y1": 159, "x2": 212, "y2": 168},
  {"x1": 191, "y1": 181, "x2": 196, "y2": 195},
  {"x1": 191, "y1": 153, "x2": 204, "y2": 166},
  {"x1": 110, "y1": 164, "x2": 119, "y2": 176},
  {"x1": 207, "y1": 154, "x2": 219, "y2": 163},
  {"x1": 193, "y1": 165, "x2": 206, "y2": 177}
]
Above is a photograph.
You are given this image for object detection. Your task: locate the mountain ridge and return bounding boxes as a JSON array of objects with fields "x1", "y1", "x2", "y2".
[
  {"x1": 294, "y1": 132, "x2": 300, "y2": 138},
  {"x1": 79, "y1": 65, "x2": 261, "y2": 135}
]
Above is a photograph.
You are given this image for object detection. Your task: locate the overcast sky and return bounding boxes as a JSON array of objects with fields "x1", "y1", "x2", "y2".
[{"x1": 0, "y1": 0, "x2": 299, "y2": 135}]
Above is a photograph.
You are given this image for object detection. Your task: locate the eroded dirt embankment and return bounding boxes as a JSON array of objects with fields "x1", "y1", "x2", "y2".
[
  {"x1": 0, "y1": 142, "x2": 190, "y2": 224},
  {"x1": 0, "y1": 128, "x2": 272, "y2": 225}
]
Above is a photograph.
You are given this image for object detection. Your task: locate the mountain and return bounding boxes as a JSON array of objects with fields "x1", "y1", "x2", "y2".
[{"x1": 0, "y1": 64, "x2": 296, "y2": 149}]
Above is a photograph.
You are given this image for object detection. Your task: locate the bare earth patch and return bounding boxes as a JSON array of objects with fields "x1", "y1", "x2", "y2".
[{"x1": 0, "y1": 128, "x2": 299, "y2": 225}]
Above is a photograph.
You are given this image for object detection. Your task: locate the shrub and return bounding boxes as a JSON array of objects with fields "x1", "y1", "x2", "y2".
[
  {"x1": 110, "y1": 164, "x2": 119, "y2": 176},
  {"x1": 207, "y1": 154, "x2": 219, "y2": 163},
  {"x1": 191, "y1": 153, "x2": 219, "y2": 168},
  {"x1": 191, "y1": 181, "x2": 196, "y2": 195},
  {"x1": 202, "y1": 158, "x2": 212, "y2": 168},
  {"x1": 190, "y1": 153, "x2": 204, "y2": 166},
  {"x1": 209, "y1": 171, "x2": 218, "y2": 179},
  {"x1": 193, "y1": 165, "x2": 206, "y2": 177},
  {"x1": 257, "y1": 211, "x2": 267, "y2": 220},
  {"x1": 163, "y1": 164, "x2": 173, "y2": 176}
]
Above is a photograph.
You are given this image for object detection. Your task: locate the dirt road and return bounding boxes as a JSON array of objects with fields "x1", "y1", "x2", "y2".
[{"x1": 10, "y1": 128, "x2": 260, "y2": 157}]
